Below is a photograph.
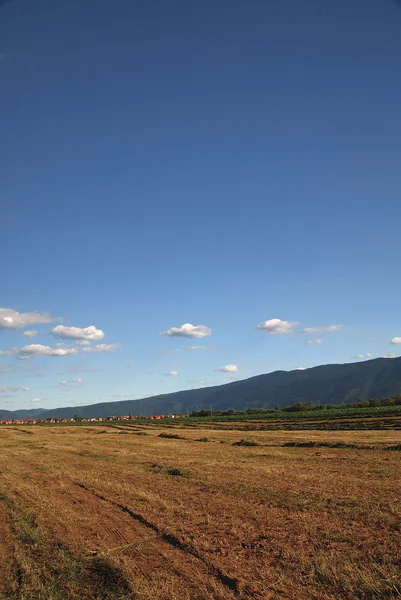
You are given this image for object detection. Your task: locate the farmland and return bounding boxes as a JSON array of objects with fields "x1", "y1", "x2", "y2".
[{"x1": 0, "y1": 423, "x2": 400, "y2": 599}]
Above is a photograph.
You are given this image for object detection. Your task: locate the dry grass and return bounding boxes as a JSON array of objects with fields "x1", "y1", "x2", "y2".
[{"x1": 0, "y1": 424, "x2": 400, "y2": 599}]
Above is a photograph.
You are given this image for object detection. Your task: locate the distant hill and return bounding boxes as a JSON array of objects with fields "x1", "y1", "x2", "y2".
[{"x1": 1, "y1": 356, "x2": 401, "y2": 420}]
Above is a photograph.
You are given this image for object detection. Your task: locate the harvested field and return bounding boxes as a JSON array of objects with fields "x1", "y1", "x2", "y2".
[{"x1": 0, "y1": 425, "x2": 400, "y2": 599}]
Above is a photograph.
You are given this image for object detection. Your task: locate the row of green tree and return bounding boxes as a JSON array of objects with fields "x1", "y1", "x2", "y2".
[{"x1": 189, "y1": 394, "x2": 401, "y2": 417}]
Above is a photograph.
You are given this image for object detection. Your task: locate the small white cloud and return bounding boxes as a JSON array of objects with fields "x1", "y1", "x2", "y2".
[
  {"x1": 31, "y1": 398, "x2": 42, "y2": 403},
  {"x1": 0, "y1": 307, "x2": 55, "y2": 329},
  {"x1": 83, "y1": 344, "x2": 120, "y2": 353},
  {"x1": 352, "y1": 353, "x2": 373, "y2": 360},
  {"x1": 306, "y1": 338, "x2": 322, "y2": 345},
  {"x1": 0, "y1": 348, "x2": 14, "y2": 357},
  {"x1": 51, "y1": 325, "x2": 104, "y2": 341},
  {"x1": 302, "y1": 324, "x2": 343, "y2": 334},
  {"x1": 382, "y1": 352, "x2": 397, "y2": 359},
  {"x1": 0, "y1": 385, "x2": 30, "y2": 393},
  {"x1": 76, "y1": 340, "x2": 90, "y2": 346},
  {"x1": 186, "y1": 345, "x2": 214, "y2": 351},
  {"x1": 165, "y1": 371, "x2": 179, "y2": 376},
  {"x1": 160, "y1": 323, "x2": 212, "y2": 339},
  {"x1": 22, "y1": 330, "x2": 38, "y2": 338},
  {"x1": 255, "y1": 318, "x2": 299, "y2": 335},
  {"x1": 127, "y1": 362, "x2": 135, "y2": 368},
  {"x1": 215, "y1": 364, "x2": 238, "y2": 373},
  {"x1": 18, "y1": 344, "x2": 78, "y2": 360},
  {"x1": 295, "y1": 367, "x2": 306, "y2": 370},
  {"x1": 59, "y1": 378, "x2": 82, "y2": 386},
  {"x1": 391, "y1": 337, "x2": 401, "y2": 344}
]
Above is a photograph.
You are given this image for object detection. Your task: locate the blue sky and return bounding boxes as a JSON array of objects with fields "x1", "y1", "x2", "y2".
[{"x1": 1, "y1": 0, "x2": 401, "y2": 411}]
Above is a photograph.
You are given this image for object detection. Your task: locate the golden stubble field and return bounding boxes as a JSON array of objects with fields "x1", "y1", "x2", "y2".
[{"x1": 0, "y1": 424, "x2": 400, "y2": 600}]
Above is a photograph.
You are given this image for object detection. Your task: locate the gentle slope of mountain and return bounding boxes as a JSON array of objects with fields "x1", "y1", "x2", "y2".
[{"x1": 1, "y1": 356, "x2": 400, "y2": 420}]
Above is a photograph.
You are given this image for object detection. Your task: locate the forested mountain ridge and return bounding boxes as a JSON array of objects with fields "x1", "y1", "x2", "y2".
[{"x1": 1, "y1": 356, "x2": 400, "y2": 420}]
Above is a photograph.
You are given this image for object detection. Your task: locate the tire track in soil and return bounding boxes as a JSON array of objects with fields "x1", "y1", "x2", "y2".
[
  {"x1": 1, "y1": 461, "x2": 238, "y2": 599},
  {"x1": 76, "y1": 482, "x2": 243, "y2": 597}
]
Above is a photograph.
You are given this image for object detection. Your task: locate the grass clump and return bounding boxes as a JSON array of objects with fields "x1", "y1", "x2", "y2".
[
  {"x1": 158, "y1": 432, "x2": 186, "y2": 440},
  {"x1": 195, "y1": 437, "x2": 210, "y2": 442},
  {"x1": 232, "y1": 438, "x2": 261, "y2": 447},
  {"x1": 147, "y1": 463, "x2": 189, "y2": 477}
]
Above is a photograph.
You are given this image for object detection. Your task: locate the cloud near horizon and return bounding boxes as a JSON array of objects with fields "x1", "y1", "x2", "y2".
[
  {"x1": 83, "y1": 344, "x2": 120, "y2": 353},
  {"x1": 0, "y1": 307, "x2": 55, "y2": 329},
  {"x1": 59, "y1": 378, "x2": 82, "y2": 386},
  {"x1": 165, "y1": 371, "x2": 179, "y2": 376},
  {"x1": 0, "y1": 349, "x2": 14, "y2": 357},
  {"x1": 391, "y1": 337, "x2": 401, "y2": 344},
  {"x1": 352, "y1": 353, "x2": 373, "y2": 360},
  {"x1": 306, "y1": 338, "x2": 322, "y2": 345},
  {"x1": 0, "y1": 385, "x2": 30, "y2": 392},
  {"x1": 215, "y1": 364, "x2": 238, "y2": 373},
  {"x1": 51, "y1": 325, "x2": 104, "y2": 341},
  {"x1": 160, "y1": 323, "x2": 212, "y2": 338},
  {"x1": 255, "y1": 319, "x2": 299, "y2": 334},
  {"x1": 18, "y1": 344, "x2": 78, "y2": 360},
  {"x1": 302, "y1": 324, "x2": 343, "y2": 334},
  {"x1": 186, "y1": 345, "x2": 214, "y2": 351}
]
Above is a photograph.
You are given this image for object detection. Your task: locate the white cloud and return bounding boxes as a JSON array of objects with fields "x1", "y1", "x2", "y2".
[
  {"x1": 186, "y1": 345, "x2": 214, "y2": 351},
  {"x1": 83, "y1": 344, "x2": 120, "y2": 353},
  {"x1": 31, "y1": 398, "x2": 42, "y2": 403},
  {"x1": 302, "y1": 324, "x2": 343, "y2": 334},
  {"x1": 22, "y1": 330, "x2": 38, "y2": 338},
  {"x1": 51, "y1": 325, "x2": 104, "y2": 341},
  {"x1": 295, "y1": 367, "x2": 306, "y2": 370},
  {"x1": 60, "y1": 365, "x2": 101, "y2": 374},
  {"x1": 76, "y1": 340, "x2": 90, "y2": 346},
  {"x1": 306, "y1": 338, "x2": 322, "y2": 345},
  {"x1": 352, "y1": 353, "x2": 373, "y2": 360},
  {"x1": 391, "y1": 337, "x2": 401, "y2": 345},
  {"x1": 160, "y1": 323, "x2": 212, "y2": 339},
  {"x1": 0, "y1": 385, "x2": 30, "y2": 392},
  {"x1": 0, "y1": 349, "x2": 14, "y2": 357},
  {"x1": 0, "y1": 307, "x2": 55, "y2": 329},
  {"x1": 215, "y1": 364, "x2": 238, "y2": 373},
  {"x1": 59, "y1": 378, "x2": 82, "y2": 386},
  {"x1": 255, "y1": 319, "x2": 299, "y2": 335},
  {"x1": 127, "y1": 362, "x2": 135, "y2": 368},
  {"x1": 0, "y1": 363, "x2": 37, "y2": 374},
  {"x1": 382, "y1": 352, "x2": 397, "y2": 359},
  {"x1": 18, "y1": 344, "x2": 78, "y2": 360},
  {"x1": 165, "y1": 371, "x2": 179, "y2": 376}
]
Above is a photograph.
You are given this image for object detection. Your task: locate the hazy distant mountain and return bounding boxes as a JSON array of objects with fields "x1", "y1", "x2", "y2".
[{"x1": 1, "y1": 357, "x2": 400, "y2": 420}]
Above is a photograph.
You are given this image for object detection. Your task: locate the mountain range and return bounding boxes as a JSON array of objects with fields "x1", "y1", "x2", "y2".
[{"x1": 1, "y1": 356, "x2": 400, "y2": 420}]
